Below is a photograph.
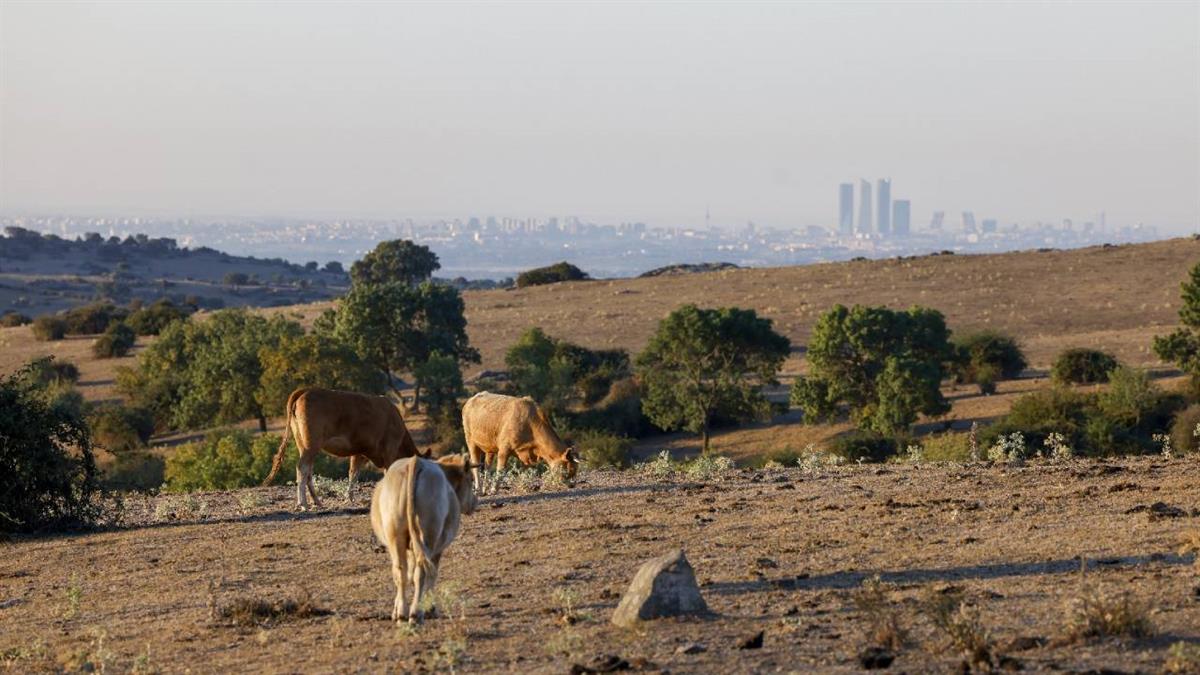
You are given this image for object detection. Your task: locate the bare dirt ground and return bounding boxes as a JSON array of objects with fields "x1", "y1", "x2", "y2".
[{"x1": 3, "y1": 458, "x2": 1198, "y2": 673}]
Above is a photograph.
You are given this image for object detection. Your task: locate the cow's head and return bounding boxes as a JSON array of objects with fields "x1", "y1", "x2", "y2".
[
  {"x1": 550, "y1": 446, "x2": 579, "y2": 481},
  {"x1": 436, "y1": 454, "x2": 478, "y2": 515}
]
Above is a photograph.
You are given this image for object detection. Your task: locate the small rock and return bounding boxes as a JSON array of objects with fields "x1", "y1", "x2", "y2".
[
  {"x1": 754, "y1": 557, "x2": 778, "y2": 569},
  {"x1": 997, "y1": 654, "x2": 1024, "y2": 671},
  {"x1": 736, "y1": 631, "x2": 764, "y2": 649},
  {"x1": 857, "y1": 647, "x2": 894, "y2": 669},
  {"x1": 675, "y1": 642, "x2": 706, "y2": 655},
  {"x1": 611, "y1": 549, "x2": 708, "y2": 628}
]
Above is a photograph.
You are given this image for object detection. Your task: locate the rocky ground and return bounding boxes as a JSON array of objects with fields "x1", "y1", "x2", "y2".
[{"x1": 2, "y1": 458, "x2": 1199, "y2": 674}]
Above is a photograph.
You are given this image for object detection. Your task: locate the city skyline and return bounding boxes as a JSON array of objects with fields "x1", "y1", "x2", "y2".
[{"x1": 2, "y1": 1, "x2": 1197, "y2": 229}]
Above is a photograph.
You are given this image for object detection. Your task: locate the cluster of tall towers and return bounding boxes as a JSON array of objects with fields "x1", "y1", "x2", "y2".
[{"x1": 838, "y1": 179, "x2": 910, "y2": 237}]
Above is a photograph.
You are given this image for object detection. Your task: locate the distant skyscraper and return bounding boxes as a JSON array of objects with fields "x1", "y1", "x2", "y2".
[
  {"x1": 838, "y1": 183, "x2": 854, "y2": 235},
  {"x1": 857, "y1": 179, "x2": 873, "y2": 234},
  {"x1": 876, "y1": 178, "x2": 891, "y2": 235},
  {"x1": 930, "y1": 211, "x2": 945, "y2": 230},
  {"x1": 981, "y1": 218, "x2": 997, "y2": 233},
  {"x1": 892, "y1": 199, "x2": 911, "y2": 236},
  {"x1": 962, "y1": 211, "x2": 977, "y2": 233}
]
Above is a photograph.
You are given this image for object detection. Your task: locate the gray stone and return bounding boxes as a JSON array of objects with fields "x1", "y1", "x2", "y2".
[{"x1": 611, "y1": 549, "x2": 708, "y2": 627}]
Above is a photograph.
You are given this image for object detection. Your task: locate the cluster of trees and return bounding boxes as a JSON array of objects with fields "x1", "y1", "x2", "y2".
[{"x1": 515, "y1": 261, "x2": 589, "y2": 288}]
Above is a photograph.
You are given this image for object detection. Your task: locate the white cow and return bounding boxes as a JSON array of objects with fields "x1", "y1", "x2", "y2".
[{"x1": 370, "y1": 453, "x2": 477, "y2": 623}]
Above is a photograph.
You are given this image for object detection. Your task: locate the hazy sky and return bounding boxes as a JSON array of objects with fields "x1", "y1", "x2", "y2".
[{"x1": 2, "y1": 1, "x2": 1197, "y2": 229}]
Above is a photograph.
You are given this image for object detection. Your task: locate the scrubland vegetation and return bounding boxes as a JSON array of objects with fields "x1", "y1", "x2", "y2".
[{"x1": 2, "y1": 238, "x2": 1198, "y2": 673}]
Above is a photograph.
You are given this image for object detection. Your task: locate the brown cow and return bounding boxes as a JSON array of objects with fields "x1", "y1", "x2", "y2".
[
  {"x1": 461, "y1": 391, "x2": 578, "y2": 492},
  {"x1": 371, "y1": 453, "x2": 477, "y2": 623},
  {"x1": 264, "y1": 387, "x2": 421, "y2": 509}
]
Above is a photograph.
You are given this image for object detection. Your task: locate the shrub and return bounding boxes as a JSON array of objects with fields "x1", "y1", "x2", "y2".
[
  {"x1": 682, "y1": 453, "x2": 736, "y2": 480},
  {"x1": 100, "y1": 452, "x2": 165, "y2": 492},
  {"x1": 23, "y1": 357, "x2": 79, "y2": 387},
  {"x1": 223, "y1": 272, "x2": 250, "y2": 286},
  {"x1": 754, "y1": 446, "x2": 803, "y2": 468},
  {"x1": 164, "y1": 429, "x2": 342, "y2": 492},
  {"x1": 63, "y1": 302, "x2": 127, "y2": 335},
  {"x1": 0, "y1": 312, "x2": 31, "y2": 327},
  {"x1": 827, "y1": 431, "x2": 898, "y2": 463},
  {"x1": 0, "y1": 363, "x2": 101, "y2": 532},
  {"x1": 1062, "y1": 586, "x2": 1153, "y2": 643},
  {"x1": 1170, "y1": 405, "x2": 1200, "y2": 455},
  {"x1": 126, "y1": 299, "x2": 189, "y2": 336},
  {"x1": 1052, "y1": 348, "x2": 1118, "y2": 385},
  {"x1": 981, "y1": 386, "x2": 1090, "y2": 454},
  {"x1": 953, "y1": 331, "x2": 1027, "y2": 394},
  {"x1": 31, "y1": 315, "x2": 67, "y2": 341},
  {"x1": 919, "y1": 433, "x2": 972, "y2": 462},
  {"x1": 88, "y1": 404, "x2": 155, "y2": 453},
  {"x1": 516, "y1": 262, "x2": 589, "y2": 288},
  {"x1": 92, "y1": 322, "x2": 136, "y2": 358},
  {"x1": 569, "y1": 428, "x2": 632, "y2": 469}
]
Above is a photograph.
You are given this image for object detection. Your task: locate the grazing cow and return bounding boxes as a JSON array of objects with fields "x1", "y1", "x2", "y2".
[
  {"x1": 264, "y1": 387, "x2": 421, "y2": 509},
  {"x1": 371, "y1": 453, "x2": 477, "y2": 623},
  {"x1": 462, "y1": 391, "x2": 578, "y2": 491}
]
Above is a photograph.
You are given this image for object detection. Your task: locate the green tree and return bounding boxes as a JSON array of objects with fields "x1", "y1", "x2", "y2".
[
  {"x1": 0, "y1": 362, "x2": 100, "y2": 532},
  {"x1": 412, "y1": 351, "x2": 466, "y2": 414},
  {"x1": 92, "y1": 321, "x2": 136, "y2": 358},
  {"x1": 118, "y1": 309, "x2": 302, "y2": 431},
  {"x1": 1154, "y1": 262, "x2": 1200, "y2": 395},
  {"x1": 516, "y1": 261, "x2": 589, "y2": 288},
  {"x1": 255, "y1": 332, "x2": 386, "y2": 416},
  {"x1": 793, "y1": 304, "x2": 954, "y2": 436},
  {"x1": 504, "y1": 327, "x2": 631, "y2": 412},
  {"x1": 126, "y1": 299, "x2": 189, "y2": 336},
  {"x1": 636, "y1": 304, "x2": 789, "y2": 453},
  {"x1": 349, "y1": 239, "x2": 440, "y2": 287},
  {"x1": 330, "y1": 281, "x2": 478, "y2": 407},
  {"x1": 952, "y1": 331, "x2": 1027, "y2": 394}
]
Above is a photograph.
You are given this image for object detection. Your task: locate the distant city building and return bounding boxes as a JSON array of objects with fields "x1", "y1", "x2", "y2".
[
  {"x1": 892, "y1": 199, "x2": 911, "y2": 236},
  {"x1": 981, "y1": 218, "x2": 997, "y2": 234},
  {"x1": 962, "y1": 211, "x2": 977, "y2": 233},
  {"x1": 857, "y1": 179, "x2": 873, "y2": 235},
  {"x1": 838, "y1": 183, "x2": 854, "y2": 235},
  {"x1": 876, "y1": 178, "x2": 891, "y2": 236},
  {"x1": 930, "y1": 211, "x2": 945, "y2": 230}
]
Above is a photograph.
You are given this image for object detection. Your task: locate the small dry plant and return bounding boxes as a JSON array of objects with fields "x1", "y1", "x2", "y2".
[
  {"x1": 541, "y1": 465, "x2": 569, "y2": 492},
  {"x1": 61, "y1": 572, "x2": 84, "y2": 620},
  {"x1": 637, "y1": 450, "x2": 674, "y2": 479},
  {"x1": 509, "y1": 468, "x2": 542, "y2": 494},
  {"x1": 922, "y1": 589, "x2": 993, "y2": 671},
  {"x1": 1061, "y1": 585, "x2": 1153, "y2": 643},
  {"x1": 1165, "y1": 641, "x2": 1200, "y2": 674},
  {"x1": 1179, "y1": 530, "x2": 1200, "y2": 569},
  {"x1": 853, "y1": 575, "x2": 909, "y2": 650},
  {"x1": 216, "y1": 589, "x2": 325, "y2": 628},
  {"x1": 553, "y1": 587, "x2": 591, "y2": 626}
]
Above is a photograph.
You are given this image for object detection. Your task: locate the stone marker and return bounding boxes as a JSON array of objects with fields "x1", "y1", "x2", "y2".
[{"x1": 611, "y1": 549, "x2": 708, "y2": 628}]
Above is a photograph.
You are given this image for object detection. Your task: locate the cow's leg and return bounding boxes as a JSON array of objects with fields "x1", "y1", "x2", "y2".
[
  {"x1": 467, "y1": 443, "x2": 485, "y2": 493},
  {"x1": 387, "y1": 533, "x2": 408, "y2": 622},
  {"x1": 299, "y1": 448, "x2": 323, "y2": 509},
  {"x1": 347, "y1": 455, "x2": 363, "y2": 505},
  {"x1": 295, "y1": 462, "x2": 307, "y2": 510},
  {"x1": 409, "y1": 552, "x2": 425, "y2": 624},
  {"x1": 493, "y1": 448, "x2": 512, "y2": 495}
]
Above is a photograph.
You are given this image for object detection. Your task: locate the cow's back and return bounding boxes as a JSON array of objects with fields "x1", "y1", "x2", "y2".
[
  {"x1": 463, "y1": 392, "x2": 541, "y2": 451},
  {"x1": 294, "y1": 388, "x2": 408, "y2": 460}
]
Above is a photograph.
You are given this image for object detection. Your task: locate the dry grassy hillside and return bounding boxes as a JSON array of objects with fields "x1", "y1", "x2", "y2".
[
  {"x1": 460, "y1": 239, "x2": 1194, "y2": 374},
  {"x1": 2, "y1": 459, "x2": 1198, "y2": 673}
]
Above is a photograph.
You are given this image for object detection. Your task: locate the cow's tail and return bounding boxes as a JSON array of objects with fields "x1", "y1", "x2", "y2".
[
  {"x1": 263, "y1": 388, "x2": 303, "y2": 486},
  {"x1": 405, "y1": 458, "x2": 434, "y2": 581}
]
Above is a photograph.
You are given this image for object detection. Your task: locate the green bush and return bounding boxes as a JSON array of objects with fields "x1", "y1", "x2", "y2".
[
  {"x1": 753, "y1": 446, "x2": 803, "y2": 468},
  {"x1": 126, "y1": 299, "x2": 190, "y2": 336},
  {"x1": 981, "y1": 386, "x2": 1090, "y2": 454},
  {"x1": 1052, "y1": 348, "x2": 1118, "y2": 384},
  {"x1": 88, "y1": 404, "x2": 156, "y2": 453},
  {"x1": 164, "y1": 429, "x2": 343, "y2": 492},
  {"x1": 24, "y1": 357, "x2": 79, "y2": 386},
  {"x1": 0, "y1": 312, "x2": 31, "y2": 327},
  {"x1": 92, "y1": 321, "x2": 136, "y2": 358},
  {"x1": 953, "y1": 331, "x2": 1027, "y2": 394},
  {"x1": 63, "y1": 302, "x2": 128, "y2": 335},
  {"x1": 919, "y1": 433, "x2": 973, "y2": 462},
  {"x1": 223, "y1": 272, "x2": 250, "y2": 286},
  {"x1": 827, "y1": 431, "x2": 898, "y2": 463},
  {"x1": 516, "y1": 262, "x2": 589, "y2": 288},
  {"x1": 31, "y1": 315, "x2": 67, "y2": 341},
  {"x1": 1170, "y1": 404, "x2": 1200, "y2": 455},
  {"x1": 568, "y1": 428, "x2": 633, "y2": 468},
  {"x1": 101, "y1": 452, "x2": 165, "y2": 492},
  {"x1": 0, "y1": 363, "x2": 101, "y2": 532}
]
